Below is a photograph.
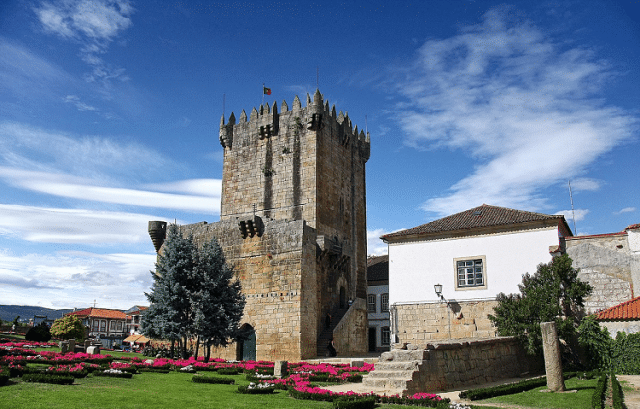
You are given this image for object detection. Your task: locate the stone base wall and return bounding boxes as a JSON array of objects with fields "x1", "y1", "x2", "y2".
[
  {"x1": 383, "y1": 337, "x2": 541, "y2": 393},
  {"x1": 600, "y1": 320, "x2": 640, "y2": 336},
  {"x1": 333, "y1": 298, "x2": 368, "y2": 356},
  {"x1": 393, "y1": 300, "x2": 498, "y2": 344}
]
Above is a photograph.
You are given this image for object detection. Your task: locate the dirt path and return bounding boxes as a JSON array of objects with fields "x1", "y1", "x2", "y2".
[{"x1": 617, "y1": 375, "x2": 640, "y2": 409}]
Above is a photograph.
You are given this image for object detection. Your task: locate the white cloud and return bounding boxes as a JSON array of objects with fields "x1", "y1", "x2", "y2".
[
  {"x1": 34, "y1": 0, "x2": 133, "y2": 41},
  {"x1": 0, "y1": 248, "x2": 153, "y2": 309},
  {"x1": 555, "y1": 208, "x2": 589, "y2": 223},
  {"x1": 63, "y1": 94, "x2": 97, "y2": 111},
  {"x1": 615, "y1": 207, "x2": 636, "y2": 215},
  {"x1": 367, "y1": 228, "x2": 390, "y2": 256},
  {"x1": 394, "y1": 6, "x2": 638, "y2": 218},
  {"x1": 0, "y1": 204, "x2": 164, "y2": 244}
]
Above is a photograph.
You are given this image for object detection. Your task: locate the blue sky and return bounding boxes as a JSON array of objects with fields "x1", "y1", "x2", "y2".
[{"x1": 1, "y1": 0, "x2": 638, "y2": 310}]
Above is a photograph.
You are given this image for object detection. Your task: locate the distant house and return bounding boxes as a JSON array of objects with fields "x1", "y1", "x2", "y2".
[
  {"x1": 124, "y1": 305, "x2": 148, "y2": 334},
  {"x1": 594, "y1": 295, "x2": 640, "y2": 335},
  {"x1": 367, "y1": 255, "x2": 390, "y2": 352},
  {"x1": 566, "y1": 224, "x2": 640, "y2": 314},
  {"x1": 66, "y1": 307, "x2": 128, "y2": 349},
  {"x1": 381, "y1": 204, "x2": 572, "y2": 345}
]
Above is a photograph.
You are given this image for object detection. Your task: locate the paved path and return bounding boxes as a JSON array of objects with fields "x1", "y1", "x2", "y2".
[{"x1": 618, "y1": 375, "x2": 640, "y2": 409}]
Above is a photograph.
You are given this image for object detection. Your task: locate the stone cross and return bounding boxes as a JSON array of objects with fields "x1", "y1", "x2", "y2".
[
  {"x1": 274, "y1": 360, "x2": 288, "y2": 378},
  {"x1": 540, "y1": 321, "x2": 565, "y2": 392}
]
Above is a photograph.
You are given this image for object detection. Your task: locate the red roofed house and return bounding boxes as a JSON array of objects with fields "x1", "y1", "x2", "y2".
[
  {"x1": 381, "y1": 204, "x2": 572, "y2": 345},
  {"x1": 594, "y1": 296, "x2": 640, "y2": 335},
  {"x1": 124, "y1": 305, "x2": 148, "y2": 335},
  {"x1": 566, "y1": 224, "x2": 640, "y2": 314},
  {"x1": 66, "y1": 307, "x2": 128, "y2": 349}
]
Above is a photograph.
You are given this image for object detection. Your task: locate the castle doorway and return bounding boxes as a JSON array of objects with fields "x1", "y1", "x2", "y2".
[
  {"x1": 236, "y1": 324, "x2": 256, "y2": 361},
  {"x1": 339, "y1": 286, "x2": 346, "y2": 309}
]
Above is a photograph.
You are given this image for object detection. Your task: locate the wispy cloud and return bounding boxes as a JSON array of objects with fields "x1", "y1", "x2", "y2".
[
  {"x1": 34, "y1": 0, "x2": 135, "y2": 99},
  {"x1": 393, "y1": 6, "x2": 638, "y2": 218},
  {"x1": 367, "y1": 228, "x2": 391, "y2": 256},
  {"x1": 0, "y1": 248, "x2": 153, "y2": 309},
  {"x1": 614, "y1": 207, "x2": 636, "y2": 215},
  {"x1": 0, "y1": 122, "x2": 222, "y2": 214}
]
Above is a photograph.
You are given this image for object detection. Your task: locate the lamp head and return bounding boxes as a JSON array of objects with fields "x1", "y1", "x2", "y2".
[{"x1": 434, "y1": 283, "x2": 443, "y2": 297}]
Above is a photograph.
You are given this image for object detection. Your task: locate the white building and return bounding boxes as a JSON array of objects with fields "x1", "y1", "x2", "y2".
[
  {"x1": 367, "y1": 255, "x2": 390, "y2": 352},
  {"x1": 381, "y1": 204, "x2": 572, "y2": 344}
]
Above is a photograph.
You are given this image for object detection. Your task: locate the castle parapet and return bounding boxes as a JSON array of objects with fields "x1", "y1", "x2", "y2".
[{"x1": 219, "y1": 89, "x2": 370, "y2": 162}]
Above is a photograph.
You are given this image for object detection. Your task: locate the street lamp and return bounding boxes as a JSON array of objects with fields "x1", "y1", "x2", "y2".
[{"x1": 434, "y1": 283, "x2": 444, "y2": 301}]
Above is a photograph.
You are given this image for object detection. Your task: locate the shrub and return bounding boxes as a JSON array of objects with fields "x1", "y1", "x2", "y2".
[
  {"x1": 25, "y1": 322, "x2": 52, "y2": 342},
  {"x1": 611, "y1": 372, "x2": 623, "y2": 409},
  {"x1": 137, "y1": 367, "x2": 171, "y2": 374},
  {"x1": 0, "y1": 371, "x2": 8, "y2": 386},
  {"x1": 93, "y1": 370, "x2": 133, "y2": 379},
  {"x1": 611, "y1": 332, "x2": 640, "y2": 374},
  {"x1": 217, "y1": 368, "x2": 241, "y2": 375},
  {"x1": 22, "y1": 373, "x2": 74, "y2": 385},
  {"x1": 459, "y1": 377, "x2": 547, "y2": 400},
  {"x1": 333, "y1": 396, "x2": 376, "y2": 409},
  {"x1": 50, "y1": 315, "x2": 85, "y2": 341},
  {"x1": 237, "y1": 384, "x2": 276, "y2": 394},
  {"x1": 191, "y1": 375, "x2": 235, "y2": 384},
  {"x1": 591, "y1": 373, "x2": 607, "y2": 409}
]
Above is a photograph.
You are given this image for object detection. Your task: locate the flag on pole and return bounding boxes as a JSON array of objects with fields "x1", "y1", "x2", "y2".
[{"x1": 263, "y1": 86, "x2": 271, "y2": 95}]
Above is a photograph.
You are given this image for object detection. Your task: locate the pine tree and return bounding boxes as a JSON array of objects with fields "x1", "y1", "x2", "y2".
[
  {"x1": 191, "y1": 237, "x2": 245, "y2": 362},
  {"x1": 488, "y1": 254, "x2": 592, "y2": 356},
  {"x1": 143, "y1": 224, "x2": 245, "y2": 360}
]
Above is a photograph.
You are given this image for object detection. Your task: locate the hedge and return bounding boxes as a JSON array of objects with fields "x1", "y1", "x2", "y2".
[
  {"x1": 22, "y1": 373, "x2": 74, "y2": 385},
  {"x1": 191, "y1": 375, "x2": 235, "y2": 384},
  {"x1": 92, "y1": 371, "x2": 133, "y2": 379},
  {"x1": 591, "y1": 373, "x2": 607, "y2": 409},
  {"x1": 459, "y1": 377, "x2": 547, "y2": 400},
  {"x1": 332, "y1": 396, "x2": 376, "y2": 409},
  {"x1": 611, "y1": 373, "x2": 623, "y2": 409},
  {"x1": 237, "y1": 384, "x2": 276, "y2": 394}
]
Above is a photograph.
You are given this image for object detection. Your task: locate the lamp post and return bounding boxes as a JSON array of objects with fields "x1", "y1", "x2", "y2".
[{"x1": 434, "y1": 283, "x2": 451, "y2": 340}]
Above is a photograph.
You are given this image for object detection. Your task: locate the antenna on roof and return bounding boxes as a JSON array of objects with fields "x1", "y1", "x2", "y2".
[{"x1": 568, "y1": 180, "x2": 577, "y2": 234}]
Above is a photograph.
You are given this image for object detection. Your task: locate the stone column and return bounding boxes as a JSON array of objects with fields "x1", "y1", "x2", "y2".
[
  {"x1": 274, "y1": 360, "x2": 288, "y2": 378},
  {"x1": 540, "y1": 321, "x2": 565, "y2": 392}
]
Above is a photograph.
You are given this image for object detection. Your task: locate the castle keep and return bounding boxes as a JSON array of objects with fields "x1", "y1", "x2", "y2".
[{"x1": 149, "y1": 90, "x2": 370, "y2": 361}]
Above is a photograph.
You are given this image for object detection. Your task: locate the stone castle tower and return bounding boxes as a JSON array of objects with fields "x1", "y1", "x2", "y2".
[{"x1": 149, "y1": 90, "x2": 370, "y2": 361}]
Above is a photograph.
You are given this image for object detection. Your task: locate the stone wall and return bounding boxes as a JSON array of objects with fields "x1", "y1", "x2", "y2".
[
  {"x1": 333, "y1": 298, "x2": 368, "y2": 356},
  {"x1": 392, "y1": 300, "x2": 498, "y2": 344},
  {"x1": 566, "y1": 232, "x2": 638, "y2": 313},
  {"x1": 372, "y1": 337, "x2": 540, "y2": 394},
  {"x1": 599, "y1": 320, "x2": 640, "y2": 336}
]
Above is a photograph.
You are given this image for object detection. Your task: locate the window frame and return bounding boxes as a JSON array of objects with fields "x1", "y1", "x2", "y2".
[
  {"x1": 454, "y1": 255, "x2": 487, "y2": 290},
  {"x1": 367, "y1": 294, "x2": 377, "y2": 313},
  {"x1": 381, "y1": 327, "x2": 390, "y2": 346},
  {"x1": 381, "y1": 293, "x2": 389, "y2": 312}
]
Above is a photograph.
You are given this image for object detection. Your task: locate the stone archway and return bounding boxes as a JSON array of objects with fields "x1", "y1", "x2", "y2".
[{"x1": 236, "y1": 324, "x2": 256, "y2": 361}]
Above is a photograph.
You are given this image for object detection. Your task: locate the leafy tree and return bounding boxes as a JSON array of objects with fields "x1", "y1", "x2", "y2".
[
  {"x1": 50, "y1": 315, "x2": 86, "y2": 341},
  {"x1": 143, "y1": 224, "x2": 245, "y2": 360},
  {"x1": 25, "y1": 321, "x2": 52, "y2": 342},
  {"x1": 488, "y1": 254, "x2": 592, "y2": 356},
  {"x1": 577, "y1": 316, "x2": 612, "y2": 370}
]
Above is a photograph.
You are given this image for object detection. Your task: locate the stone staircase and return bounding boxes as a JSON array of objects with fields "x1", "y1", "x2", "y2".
[
  {"x1": 316, "y1": 307, "x2": 348, "y2": 356},
  {"x1": 361, "y1": 349, "x2": 428, "y2": 396}
]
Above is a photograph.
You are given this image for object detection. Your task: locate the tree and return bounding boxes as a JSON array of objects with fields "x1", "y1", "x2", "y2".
[
  {"x1": 191, "y1": 237, "x2": 245, "y2": 362},
  {"x1": 25, "y1": 321, "x2": 52, "y2": 342},
  {"x1": 488, "y1": 254, "x2": 592, "y2": 356},
  {"x1": 143, "y1": 224, "x2": 245, "y2": 359},
  {"x1": 50, "y1": 315, "x2": 86, "y2": 341}
]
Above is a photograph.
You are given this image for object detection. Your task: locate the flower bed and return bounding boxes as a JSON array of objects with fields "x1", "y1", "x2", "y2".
[
  {"x1": 93, "y1": 369, "x2": 133, "y2": 379},
  {"x1": 237, "y1": 382, "x2": 276, "y2": 394},
  {"x1": 22, "y1": 373, "x2": 74, "y2": 385},
  {"x1": 191, "y1": 375, "x2": 235, "y2": 384}
]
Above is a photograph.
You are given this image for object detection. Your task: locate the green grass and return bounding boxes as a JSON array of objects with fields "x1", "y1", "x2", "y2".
[
  {"x1": 478, "y1": 376, "x2": 598, "y2": 409},
  {"x1": 1, "y1": 370, "x2": 440, "y2": 409}
]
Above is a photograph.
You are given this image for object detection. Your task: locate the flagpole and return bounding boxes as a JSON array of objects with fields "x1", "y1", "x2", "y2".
[{"x1": 262, "y1": 83, "x2": 265, "y2": 105}]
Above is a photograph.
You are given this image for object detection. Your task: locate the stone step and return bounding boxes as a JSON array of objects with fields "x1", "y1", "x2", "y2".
[
  {"x1": 366, "y1": 369, "x2": 416, "y2": 380},
  {"x1": 380, "y1": 349, "x2": 429, "y2": 362},
  {"x1": 373, "y1": 361, "x2": 421, "y2": 371},
  {"x1": 362, "y1": 377, "x2": 409, "y2": 390}
]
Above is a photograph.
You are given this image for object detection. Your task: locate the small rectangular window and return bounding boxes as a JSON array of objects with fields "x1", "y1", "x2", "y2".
[
  {"x1": 455, "y1": 257, "x2": 486, "y2": 289},
  {"x1": 381, "y1": 294, "x2": 389, "y2": 312},
  {"x1": 367, "y1": 294, "x2": 376, "y2": 313},
  {"x1": 381, "y1": 327, "x2": 390, "y2": 345},
  {"x1": 100, "y1": 320, "x2": 106, "y2": 331}
]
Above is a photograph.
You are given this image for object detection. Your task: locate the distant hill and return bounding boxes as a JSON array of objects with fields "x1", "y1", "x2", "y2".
[{"x1": 0, "y1": 305, "x2": 76, "y2": 323}]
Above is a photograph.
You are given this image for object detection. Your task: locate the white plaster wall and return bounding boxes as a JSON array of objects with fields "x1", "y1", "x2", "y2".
[
  {"x1": 388, "y1": 227, "x2": 560, "y2": 305},
  {"x1": 628, "y1": 230, "x2": 640, "y2": 253}
]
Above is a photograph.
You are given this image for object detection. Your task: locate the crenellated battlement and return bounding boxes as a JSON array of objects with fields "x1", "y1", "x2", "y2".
[{"x1": 219, "y1": 89, "x2": 370, "y2": 162}]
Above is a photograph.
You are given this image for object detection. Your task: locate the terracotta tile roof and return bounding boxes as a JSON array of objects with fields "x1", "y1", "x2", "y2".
[
  {"x1": 67, "y1": 307, "x2": 127, "y2": 320},
  {"x1": 595, "y1": 296, "x2": 640, "y2": 321},
  {"x1": 381, "y1": 204, "x2": 568, "y2": 242},
  {"x1": 367, "y1": 255, "x2": 389, "y2": 282},
  {"x1": 626, "y1": 224, "x2": 640, "y2": 231}
]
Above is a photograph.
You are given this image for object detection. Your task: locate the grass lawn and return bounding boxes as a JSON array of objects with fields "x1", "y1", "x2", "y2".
[
  {"x1": 1, "y1": 370, "x2": 455, "y2": 409},
  {"x1": 477, "y1": 376, "x2": 598, "y2": 409}
]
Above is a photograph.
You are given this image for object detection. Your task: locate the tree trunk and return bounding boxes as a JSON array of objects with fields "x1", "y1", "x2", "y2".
[
  {"x1": 205, "y1": 342, "x2": 211, "y2": 363},
  {"x1": 194, "y1": 335, "x2": 200, "y2": 359}
]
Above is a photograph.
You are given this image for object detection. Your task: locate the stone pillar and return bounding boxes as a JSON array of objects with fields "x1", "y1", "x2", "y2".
[
  {"x1": 68, "y1": 339, "x2": 75, "y2": 351},
  {"x1": 540, "y1": 321, "x2": 565, "y2": 392},
  {"x1": 274, "y1": 360, "x2": 288, "y2": 378},
  {"x1": 59, "y1": 341, "x2": 69, "y2": 354}
]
